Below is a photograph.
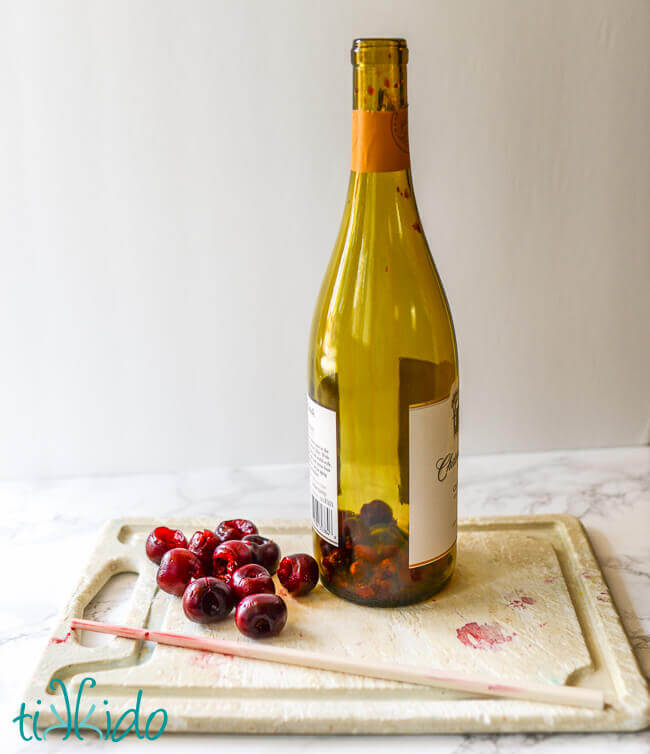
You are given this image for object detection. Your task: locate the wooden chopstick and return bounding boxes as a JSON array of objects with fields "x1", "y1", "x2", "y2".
[{"x1": 70, "y1": 618, "x2": 604, "y2": 710}]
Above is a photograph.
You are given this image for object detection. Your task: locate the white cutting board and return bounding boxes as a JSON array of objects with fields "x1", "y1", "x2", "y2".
[{"x1": 24, "y1": 515, "x2": 649, "y2": 733}]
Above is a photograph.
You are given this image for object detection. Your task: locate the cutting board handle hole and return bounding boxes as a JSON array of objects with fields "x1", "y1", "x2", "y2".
[{"x1": 78, "y1": 572, "x2": 138, "y2": 647}]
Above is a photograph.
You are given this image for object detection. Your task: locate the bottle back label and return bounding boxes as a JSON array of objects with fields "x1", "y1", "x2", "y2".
[
  {"x1": 351, "y1": 108, "x2": 411, "y2": 173},
  {"x1": 307, "y1": 395, "x2": 339, "y2": 545},
  {"x1": 408, "y1": 380, "x2": 459, "y2": 567},
  {"x1": 308, "y1": 381, "x2": 458, "y2": 565}
]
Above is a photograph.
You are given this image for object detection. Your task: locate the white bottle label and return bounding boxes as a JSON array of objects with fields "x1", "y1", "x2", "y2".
[
  {"x1": 408, "y1": 381, "x2": 459, "y2": 567},
  {"x1": 307, "y1": 395, "x2": 339, "y2": 545}
]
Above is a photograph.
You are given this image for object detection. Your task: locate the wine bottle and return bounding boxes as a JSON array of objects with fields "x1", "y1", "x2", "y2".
[{"x1": 307, "y1": 39, "x2": 459, "y2": 607}]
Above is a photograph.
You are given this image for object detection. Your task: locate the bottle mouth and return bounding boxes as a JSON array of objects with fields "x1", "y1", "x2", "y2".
[{"x1": 351, "y1": 38, "x2": 408, "y2": 67}]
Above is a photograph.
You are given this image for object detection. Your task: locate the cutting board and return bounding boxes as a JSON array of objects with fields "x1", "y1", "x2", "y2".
[{"x1": 24, "y1": 515, "x2": 649, "y2": 733}]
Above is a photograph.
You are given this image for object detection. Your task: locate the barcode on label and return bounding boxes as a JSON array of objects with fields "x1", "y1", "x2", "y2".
[
  {"x1": 307, "y1": 395, "x2": 339, "y2": 546},
  {"x1": 312, "y1": 495, "x2": 337, "y2": 544}
]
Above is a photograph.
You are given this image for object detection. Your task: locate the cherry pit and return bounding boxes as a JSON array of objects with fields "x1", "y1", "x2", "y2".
[{"x1": 146, "y1": 518, "x2": 319, "y2": 639}]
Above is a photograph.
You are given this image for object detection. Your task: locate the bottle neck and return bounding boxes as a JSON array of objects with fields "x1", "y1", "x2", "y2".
[
  {"x1": 352, "y1": 62, "x2": 408, "y2": 112},
  {"x1": 342, "y1": 41, "x2": 422, "y2": 247},
  {"x1": 350, "y1": 61, "x2": 410, "y2": 174}
]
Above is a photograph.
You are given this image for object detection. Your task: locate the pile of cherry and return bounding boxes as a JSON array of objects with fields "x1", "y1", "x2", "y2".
[{"x1": 146, "y1": 519, "x2": 319, "y2": 639}]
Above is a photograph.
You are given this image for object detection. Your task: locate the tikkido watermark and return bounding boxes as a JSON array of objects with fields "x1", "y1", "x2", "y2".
[{"x1": 13, "y1": 677, "x2": 168, "y2": 742}]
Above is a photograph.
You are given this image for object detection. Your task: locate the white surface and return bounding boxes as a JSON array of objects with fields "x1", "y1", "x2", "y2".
[
  {"x1": 0, "y1": 1, "x2": 649, "y2": 477},
  {"x1": 1, "y1": 447, "x2": 648, "y2": 750}
]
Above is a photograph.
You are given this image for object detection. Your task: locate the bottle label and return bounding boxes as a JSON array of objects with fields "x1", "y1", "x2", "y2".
[
  {"x1": 408, "y1": 381, "x2": 459, "y2": 567},
  {"x1": 351, "y1": 108, "x2": 411, "y2": 173},
  {"x1": 307, "y1": 395, "x2": 339, "y2": 545}
]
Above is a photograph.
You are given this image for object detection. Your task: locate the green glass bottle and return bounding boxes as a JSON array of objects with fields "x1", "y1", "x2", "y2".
[{"x1": 308, "y1": 39, "x2": 459, "y2": 607}]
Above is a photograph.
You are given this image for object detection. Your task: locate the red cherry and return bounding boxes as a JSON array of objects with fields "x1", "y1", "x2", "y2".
[
  {"x1": 319, "y1": 537, "x2": 337, "y2": 557},
  {"x1": 146, "y1": 527, "x2": 187, "y2": 564},
  {"x1": 188, "y1": 529, "x2": 220, "y2": 572},
  {"x1": 157, "y1": 548, "x2": 203, "y2": 596},
  {"x1": 235, "y1": 594, "x2": 287, "y2": 639},
  {"x1": 212, "y1": 540, "x2": 256, "y2": 584},
  {"x1": 242, "y1": 534, "x2": 281, "y2": 574},
  {"x1": 341, "y1": 514, "x2": 369, "y2": 549},
  {"x1": 182, "y1": 577, "x2": 235, "y2": 623},
  {"x1": 321, "y1": 546, "x2": 350, "y2": 579},
  {"x1": 231, "y1": 563, "x2": 275, "y2": 602},
  {"x1": 215, "y1": 519, "x2": 258, "y2": 543},
  {"x1": 359, "y1": 499, "x2": 393, "y2": 527},
  {"x1": 277, "y1": 553, "x2": 319, "y2": 597}
]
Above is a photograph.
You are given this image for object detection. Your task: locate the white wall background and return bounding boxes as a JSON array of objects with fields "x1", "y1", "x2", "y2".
[{"x1": 0, "y1": 0, "x2": 648, "y2": 478}]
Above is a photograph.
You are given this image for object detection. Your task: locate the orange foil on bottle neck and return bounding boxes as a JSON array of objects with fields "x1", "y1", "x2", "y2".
[{"x1": 351, "y1": 107, "x2": 410, "y2": 173}]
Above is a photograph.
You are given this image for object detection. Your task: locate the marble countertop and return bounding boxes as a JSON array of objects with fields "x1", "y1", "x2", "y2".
[{"x1": 1, "y1": 446, "x2": 648, "y2": 752}]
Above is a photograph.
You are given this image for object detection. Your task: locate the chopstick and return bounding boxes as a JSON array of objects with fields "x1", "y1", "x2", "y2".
[{"x1": 70, "y1": 618, "x2": 604, "y2": 710}]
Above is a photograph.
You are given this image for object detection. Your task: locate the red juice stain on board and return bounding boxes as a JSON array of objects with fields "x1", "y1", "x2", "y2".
[
  {"x1": 412, "y1": 222, "x2": 422, "y2": 233},
  {"x1": 367, "y1": 85, "x2": 375, "y2": 96},
  {"x1": 456, "y1": 622, "x2": 514, "y2": 650},
  {"x1": 509, "y1": 595, "x2": 536, "y2": 609},
  {"x1": 191, "y1": 652, "x2": 214, "y2": 668},
  {"x1": 50, "y1": 631, "x2": 71, "y2": 645},
  {"x1": 505, "y1": 591, "x2": 536, "y2": 609}
]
